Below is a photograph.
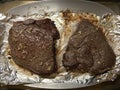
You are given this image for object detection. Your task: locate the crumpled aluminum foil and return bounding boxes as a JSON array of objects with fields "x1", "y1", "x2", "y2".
[{"x1": 0, "y1": 12, "x2": 120, "y2": 88}]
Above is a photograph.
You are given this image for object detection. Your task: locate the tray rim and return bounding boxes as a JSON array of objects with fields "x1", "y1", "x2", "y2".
[{"x1": 6, "y1": 0, "x2": 116, "y2": 16}]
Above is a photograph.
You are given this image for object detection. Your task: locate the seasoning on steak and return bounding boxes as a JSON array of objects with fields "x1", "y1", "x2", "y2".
[
  {"x1": 63, "y1": 19, "x2": 116, "y2": 75},
  {"x1": 8, "y1": 19, "x2": 60, "y2": 75}
]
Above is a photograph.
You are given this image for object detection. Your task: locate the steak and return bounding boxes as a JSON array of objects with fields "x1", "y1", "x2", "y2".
[
  {"x1": 63, "y1": 19, "x2": 116, "y2": 75},
  {"x1": 8, "y1": 19, "x2": 60, "y2": 75}
]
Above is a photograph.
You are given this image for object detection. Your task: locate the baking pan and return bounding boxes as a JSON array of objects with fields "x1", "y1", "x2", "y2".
[{"x1": 5, "y1": 0, "x2": 116, "y2": 89}]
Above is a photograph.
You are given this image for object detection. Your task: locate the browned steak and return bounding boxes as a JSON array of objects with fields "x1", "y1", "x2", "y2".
[
  {"x1": 63, "y1": 19, "x2": 116, "y2": 75},
  {"x1": 8, "y1": 19, "x2": 60, "y2": 75}
]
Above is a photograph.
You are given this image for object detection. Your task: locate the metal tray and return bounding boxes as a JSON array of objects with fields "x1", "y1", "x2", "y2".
[
  {"x1": 7, "y1": 0, "x2": 115, "y2": 16},
  {"x1": 5, "y1": 0, "x2": 116, "y2": 89}
]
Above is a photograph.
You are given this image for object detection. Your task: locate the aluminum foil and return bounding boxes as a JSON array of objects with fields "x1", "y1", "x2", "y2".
[{"x1": 0, "y1": 12, "x2": 120, "y2": 89}]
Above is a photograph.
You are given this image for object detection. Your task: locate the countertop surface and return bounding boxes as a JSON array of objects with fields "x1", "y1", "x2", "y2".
[{"x1": 0, "y1": 1, "x2": 120, "y2": 90}]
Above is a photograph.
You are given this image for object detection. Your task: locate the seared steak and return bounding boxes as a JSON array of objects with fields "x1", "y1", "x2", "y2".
[
  {"x1": 63, "y1": 19, "x2": 116, "y2": 75},
  {"x1": 8, "y1": 19, "x2": 59, "y2": 75}
]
